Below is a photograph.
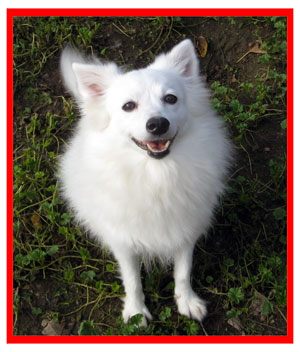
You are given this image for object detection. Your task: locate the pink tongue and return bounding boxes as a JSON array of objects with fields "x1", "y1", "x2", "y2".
[{"x1": 147, "y1": 140, "x2": 166, "y2": 151}]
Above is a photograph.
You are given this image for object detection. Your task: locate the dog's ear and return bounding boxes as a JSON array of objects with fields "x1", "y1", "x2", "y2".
[
  {"x1": 150, "y1": 39, "x2": 199, "y2": 79},
  {"x1": 71, "y1": 63, "x2": 119, "y2": 131},
  {"x1": 72, "y1": 63, "x2": 119, "y2": 99}
]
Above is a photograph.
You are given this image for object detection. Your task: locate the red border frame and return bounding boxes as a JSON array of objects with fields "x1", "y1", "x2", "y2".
[{"x1": 7, "y1": 8, "x2": 293, "y2": 344}]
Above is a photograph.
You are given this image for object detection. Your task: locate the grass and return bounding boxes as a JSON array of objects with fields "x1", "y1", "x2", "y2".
[{"x1": 13, "y1": 16, "x2": 287, "y2": 336}]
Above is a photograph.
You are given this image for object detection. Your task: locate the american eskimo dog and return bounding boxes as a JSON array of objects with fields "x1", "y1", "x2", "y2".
[{"x1": 59, "y1": 39, "x2": 231, "y2": 326}]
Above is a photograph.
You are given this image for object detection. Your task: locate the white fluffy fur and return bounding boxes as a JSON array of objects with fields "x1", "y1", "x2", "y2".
[{"x1": 59, "y1": 39, "x2": 232, "y2": 325}]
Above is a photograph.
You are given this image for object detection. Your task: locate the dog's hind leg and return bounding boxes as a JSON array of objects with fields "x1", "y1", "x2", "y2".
[
  {"x1": 112, "y1": 246, "x2": 152, "y2": 326},
  {"x1": 173, "y1": 243, "x2": 207, "y2": 322}
]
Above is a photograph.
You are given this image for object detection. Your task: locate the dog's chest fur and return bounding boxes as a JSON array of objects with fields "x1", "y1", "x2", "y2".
[{"x1": 60, "y1": 128, "x2": 218, "y2": 258}]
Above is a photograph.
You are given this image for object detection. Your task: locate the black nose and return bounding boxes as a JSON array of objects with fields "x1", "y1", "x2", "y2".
[{"x1": 146, "y1": 117, "x2": 170, "y2": 136}]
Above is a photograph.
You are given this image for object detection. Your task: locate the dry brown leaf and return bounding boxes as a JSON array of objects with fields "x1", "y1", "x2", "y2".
[
  {"x1": 249, "y1": 291, "x2": 266, "y2": 317},
  {"x1": 41, "y1": 319, "x2": 64, "y2": 336},
  {"x1": 198, "y1": 36, "x2": 208, "y2": 58},
  {"x1": 227, "y1": 317, "x2": 245, "y2": 333},
  {"x1": 248, "y1": 42, "x2": 267, "y2": 54},
  {"x1": 31, "y1": 214, "x2": 42, "y2": 230},
  {"x1": 236, "y1": 42, "x2": 267, "y2": 63}
]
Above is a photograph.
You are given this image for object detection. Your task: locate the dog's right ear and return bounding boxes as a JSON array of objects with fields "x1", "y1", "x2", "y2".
[
  {"x1": 60, "y1": 46, "x2": 119, "y2": 100},
  {"x1": 72, "y1": 63, "x2": 103, "y2": 98},
  {"x1": 60, "y1": 47, "x2": 120, "y2": 131},
  {"x1": 72, "y1": 63, "x2": 119, "y2": 99}
]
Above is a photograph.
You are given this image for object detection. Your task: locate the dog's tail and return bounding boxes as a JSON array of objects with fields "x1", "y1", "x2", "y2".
[{"x1": 60, "y1": 46, "x2": 87, "y2": 99}]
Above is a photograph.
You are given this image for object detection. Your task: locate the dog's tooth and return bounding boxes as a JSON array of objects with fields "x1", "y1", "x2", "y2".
[
  {"x1": 147, "y1": 144, "x2": 155, "y2": 152},
  {"x1": 159, "y1": 141, "x2": 170, "y2": 152}
]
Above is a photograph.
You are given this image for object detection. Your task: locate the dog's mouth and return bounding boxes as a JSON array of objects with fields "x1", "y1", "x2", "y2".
[{"x1": 132, "y1": 133, "x2": 177, "y2": 159}]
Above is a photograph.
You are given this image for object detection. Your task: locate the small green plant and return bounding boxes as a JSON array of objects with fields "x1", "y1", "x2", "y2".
[
  {"x1": 78, "y1": 320, "x2": 99, "y2": 336},
  {"x1": 105, "y1": 314, "x2": 146, "y2": 336},
  {"x1": 181, "y1": 317, "x2": 200, "y2": 335}
]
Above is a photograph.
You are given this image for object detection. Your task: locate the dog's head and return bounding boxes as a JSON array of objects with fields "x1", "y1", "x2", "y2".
[{"x1": 66, "y1": 39, "x2": 201, "y2": 159}]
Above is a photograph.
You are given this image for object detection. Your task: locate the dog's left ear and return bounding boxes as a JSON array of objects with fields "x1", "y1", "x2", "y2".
[{"x1": 150, "y1": 39, "x2": 199, "y2": 79}]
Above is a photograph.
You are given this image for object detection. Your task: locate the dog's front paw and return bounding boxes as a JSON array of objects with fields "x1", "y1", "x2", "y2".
[
  {"x1": 175, "y1": 290, "x2": 207, "y2": 322},
  {"x1": 122, "y1": 300, "x2": 152, "y2": 327}
]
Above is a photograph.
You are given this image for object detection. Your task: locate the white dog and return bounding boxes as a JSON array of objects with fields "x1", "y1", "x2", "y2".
[{"x1": 59, "y1": 39, "x2": 231, "y2": 326}]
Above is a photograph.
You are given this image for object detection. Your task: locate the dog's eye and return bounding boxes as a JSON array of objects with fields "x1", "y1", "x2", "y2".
[
  {"x1": 164, "y1": 94, "x2": 177, "y2": 105},
  {"x1": 122, "y1": 101, "x2": 137, "y2": 112}
]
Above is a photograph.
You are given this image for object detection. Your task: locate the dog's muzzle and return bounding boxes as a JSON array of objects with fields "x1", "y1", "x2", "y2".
[{"x1": 132, "y1": 117, "x2": 177, "y2": 159}]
